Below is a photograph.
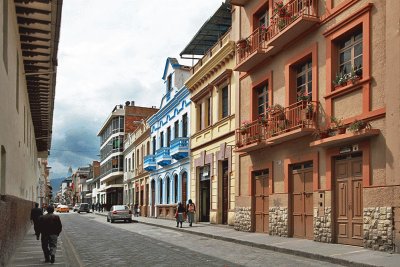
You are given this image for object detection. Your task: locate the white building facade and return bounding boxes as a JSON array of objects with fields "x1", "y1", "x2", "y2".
[{"x1": 144, "y1": 58, "x2": 191, "y2": 218}]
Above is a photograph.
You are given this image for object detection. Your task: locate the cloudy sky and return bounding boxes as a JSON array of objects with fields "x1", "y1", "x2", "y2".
[{"x1": 48, "y1": 0, "x2": 224, "y2": 179}]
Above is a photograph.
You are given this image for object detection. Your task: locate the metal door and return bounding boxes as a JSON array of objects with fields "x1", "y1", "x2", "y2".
[
  {"x1": 291, "y1": 162, "x2": 313, "y2": 239},
  {"x1": 222, "y1": 161, "x2": 229, "y2": 225},
  {"x1": 335, "y1": 154, "x2": 363, "y2": 246},
  {"x1": 254, "y1": 170, "x2": 269, "y2": 233}
]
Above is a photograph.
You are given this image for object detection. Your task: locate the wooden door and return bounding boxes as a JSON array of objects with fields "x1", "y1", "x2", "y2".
[
  {"x1": 181, "y1": 172, "x2": 187, "y2": 206},
  {"x1": 291, "y1": 162, "x2": 313, "y2": 239},
  {"x1": 335, "y1": 155, "x2": 363, "y2": 246},
  {"x1": 222, "y1": 161, "x2": 229, "y2": 225},
  {"x1": 254, "y1": 170, "x2": 269, "y2": 233},
  {"x1": 151, "y1": 180, "x2": 155, "y2": 217}
]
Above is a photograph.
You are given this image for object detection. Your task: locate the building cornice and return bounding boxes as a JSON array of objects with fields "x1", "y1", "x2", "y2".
[{"x1": 185, "y1": 41, "x2": 235, "y2": 92}]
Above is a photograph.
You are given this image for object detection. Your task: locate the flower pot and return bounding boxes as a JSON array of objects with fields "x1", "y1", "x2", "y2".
[
  {"x1": 238, "y1": 40, "x2": 248, "y2": 49},
  {"x1": 337, "y1": 127, "x2": 346, "y2": 134}
]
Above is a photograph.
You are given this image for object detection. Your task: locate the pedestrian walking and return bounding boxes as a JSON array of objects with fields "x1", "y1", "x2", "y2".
[
  {"x1": 175, "y1": 202, "x2": 186, "y2": 228},
  {"x1": 134, "y1": 203, "x2": 139, "y2": 217},
  {"x1": 30, "y1": 203, "x2": 43, "y2": 240},
  {"x1": 186, "y1": 199, "x2": 196, "y2": 227},
  {"x1": 38, "y1": 205, "x2": 62, "y2": 263}
]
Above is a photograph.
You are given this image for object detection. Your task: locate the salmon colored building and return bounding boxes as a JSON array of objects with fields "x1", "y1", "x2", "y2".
[{"x1": 231, "y1": 0, "x2": 400, "y2": 252}]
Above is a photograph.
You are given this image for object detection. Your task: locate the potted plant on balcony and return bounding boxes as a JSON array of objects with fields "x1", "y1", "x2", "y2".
[
  {"x1": 240, "y1": 120, "x2": 251, "y2": 135},
  {"x1": 268, "y1": 104, "x2": 285, "y2": 120},
  {"x1": 273, "y1": 0, "x2": 288, "y2": 17},
  {"x1": 332, "y1": 66, "x2": 362, "y2": 89},
  {"x1": 331, "y1": 116, "x2": 346, "y2": 134},
  {"x1": 348, "y1": 119, "x2": 371, "y2": 133},
  {"x1": 297, "y1": 89, "x2": 314, "y2": 120},
  {"x1": 258, "y1": 114, "x2": 269, "y2": 127},
  {"x1": 237, "y1": 38, "x2": 249, "y2": 49},
  {"x1": 312, "y1": 128, "x2": 334, "y2": 139}
]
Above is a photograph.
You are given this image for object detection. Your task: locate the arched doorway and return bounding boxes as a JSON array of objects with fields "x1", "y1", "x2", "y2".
[
  {"x1": 151, "y1": 179, "x2": 155, "y2": 217},
  {"x1": 174, "y1": 174, "x2": 178, "y2": 203},
  {"x1": 166, "y1": 176, "x2": 171, "y2": 204},
  {"x1": 181, "y1": 172, "x2": 187, "y2": 206},
  {"x1": 159, "y1": 179, "x2": 163, "y2": 204}
]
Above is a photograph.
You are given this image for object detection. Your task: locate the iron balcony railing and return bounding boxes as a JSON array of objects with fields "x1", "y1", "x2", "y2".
[
  {"x1": 155, "y1": 147, "x2": 172, "y2": 166},
  {"x1": 236, "y1": 100, "x2": 318, "y2": 148},
  {"x1": 170, "y1": 137, "x2": 189, "y2": 160},
  {"x1": 143, "y1": 155, "x2": 156, "y2": 172},
  {"x1": 236, "y1": 0, "x2": 318, "y2": 65}
]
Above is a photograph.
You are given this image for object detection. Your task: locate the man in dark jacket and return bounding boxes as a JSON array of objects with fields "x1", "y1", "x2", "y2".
[
  {"x1": 38, "y1": 205, "x2": 62, "y2": 263},
  {"x1": 30, "y1": 203, "x2": 43, "y2": 240}
]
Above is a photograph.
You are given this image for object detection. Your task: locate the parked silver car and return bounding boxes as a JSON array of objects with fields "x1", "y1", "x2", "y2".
[{"x1": 107, "y1": 205, "x2": 132, "y2": 223}]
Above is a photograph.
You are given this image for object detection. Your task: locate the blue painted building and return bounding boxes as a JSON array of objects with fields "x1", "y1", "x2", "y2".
[{"x1": 144, "y1": 58, "x2": 191, "y2": 218}]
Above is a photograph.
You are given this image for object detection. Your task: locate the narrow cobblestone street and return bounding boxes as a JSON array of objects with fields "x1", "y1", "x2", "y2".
[{"x1": 11, "y1": 213, "x2": 345, "y2": 266}]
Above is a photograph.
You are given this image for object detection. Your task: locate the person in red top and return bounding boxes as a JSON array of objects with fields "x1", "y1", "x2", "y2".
[
  {"x1": 38, "y1": 205, "x2": 62, "y2": 263},
  {"x1": 186, "y1": 199, "x2": 196, "y2": 227}
]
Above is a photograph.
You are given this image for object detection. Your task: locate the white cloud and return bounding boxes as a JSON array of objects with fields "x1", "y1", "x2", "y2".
[{"x1": 49, "y1": 0, "x2": 224, "y2": 179}]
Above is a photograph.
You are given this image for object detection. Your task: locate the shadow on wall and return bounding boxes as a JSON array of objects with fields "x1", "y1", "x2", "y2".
[{"x1": 0, "y1": 195, "x2": 32, "y2": 267}]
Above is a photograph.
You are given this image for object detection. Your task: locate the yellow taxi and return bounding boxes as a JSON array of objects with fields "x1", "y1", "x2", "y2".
[{"x1": 56, "y1": 204, "x2": 69, "y2": 213}]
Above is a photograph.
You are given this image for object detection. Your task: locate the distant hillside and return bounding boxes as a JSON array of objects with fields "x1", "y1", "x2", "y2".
[{"x1": 50, "y1": 177, "x2": 65, "y2": 196}]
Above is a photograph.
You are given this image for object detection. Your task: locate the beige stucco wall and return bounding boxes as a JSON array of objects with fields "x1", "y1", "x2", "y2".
[
  {"x1": 188, "y1": 33, "x2": 238, "y2": 225},
  {"x1": 0, "y1": 1, "x2": 40, "y2": 201}
]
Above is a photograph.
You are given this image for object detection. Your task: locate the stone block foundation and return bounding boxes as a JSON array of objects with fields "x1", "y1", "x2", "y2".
[
  {"x1": 0, "y1": 195, "x2": 32, "y2": 266},
  {"x1": 313, "y1": 207, "x2": 332, "y2": 243},
  {"x1": 269, "y1": 207, "x2": 288, "y2": 237},
  {"x1": 234, "y1": 206, "x2": 251, "y2": 232},
  {"x1": 363, "y1": 207, "x2": 394, "y2": 252}
]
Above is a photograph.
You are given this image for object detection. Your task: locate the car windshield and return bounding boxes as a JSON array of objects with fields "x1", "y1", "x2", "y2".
[{"x1": 113, "y1": 205, "x2": 128, "y2": 211}]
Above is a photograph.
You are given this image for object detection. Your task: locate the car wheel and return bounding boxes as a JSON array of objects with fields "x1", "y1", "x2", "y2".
[
  {"x1": 78, "y1": 211, "x2": 80, "y2": 213},
  {"x1": 128, "y1": 219, "x2": 132, "y2": 223}
]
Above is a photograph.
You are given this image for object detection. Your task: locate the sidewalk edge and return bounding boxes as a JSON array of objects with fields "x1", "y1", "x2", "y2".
[{"x1": 136, "y1": 220, "x2": 379, "y2": 267}]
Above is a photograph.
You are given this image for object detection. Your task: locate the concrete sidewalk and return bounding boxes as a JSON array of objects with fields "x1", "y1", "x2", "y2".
[
  {"x1": 95, "y1": 211, "x2": 399, "y2": 267},
  {"x1": 8, "y1": 227, "x2": 68, "y2": 267}
]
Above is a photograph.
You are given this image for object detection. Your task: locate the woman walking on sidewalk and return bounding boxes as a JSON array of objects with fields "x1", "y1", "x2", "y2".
[
  {"x1": 175, "y1": 202, "x2": 186, "y2": 228},
  {"x1": 186, "y1": 199, "x2": 196, "y2": 227}
]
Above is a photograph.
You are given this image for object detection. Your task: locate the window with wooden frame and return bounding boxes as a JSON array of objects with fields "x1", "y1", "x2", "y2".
[
  {"x1": 196, "y1": 97, "x2": 211, "y2": 131},
  {"x1": 253, "y1": 2, "x2": 269, "y2": 30},
  {"x1": 160, "y1": 131, "x2": 164, "y2": 148},
  {"x1": 152, "y1": 136, "x2": 156, "y2": 154},
  {"x1": 296, "y1": 60, "x2": 312, "y2": 101},
  {"x1": 337, "y1": 28, "x2": 363, "y2": 77},
  {"x1": 285, "y1": 43, "x2": 317, "y2": 107},
  {"x1": 256, "y1": 81, "x2": 269, "y2": 118},
  {"x1": 174, "y1": 120, "x2": 179, "y2": 138},
  {"x1": 220, "y1": 84, "x2": 229, "y2": 120},
  {"x1": 182, "y1": 113, "x2": 188, "y2": 137},
  {"x1": 166, "y1": 126, "x2": 171, "y2": 147}
]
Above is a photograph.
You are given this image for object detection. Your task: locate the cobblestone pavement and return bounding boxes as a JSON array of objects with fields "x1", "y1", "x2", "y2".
[{"x1": 58, "y1": 213, "x2": 344, "y2": 267}]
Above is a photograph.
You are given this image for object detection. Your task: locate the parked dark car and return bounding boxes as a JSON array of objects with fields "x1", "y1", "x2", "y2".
[
  {"x1": 107, "y1": 205, "x2": 132, "y2": 223},
  {"x1": 78, "y1": 203, "x2": 90, "y2": 213},
  {"x1": 73, "y1": 204, "x2": 80, "y2": 212}
]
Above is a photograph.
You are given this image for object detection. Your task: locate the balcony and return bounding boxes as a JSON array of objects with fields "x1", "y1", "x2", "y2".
[
  {"x1": 143, "y1": 155, "x2": 156, "y2": 172},
  {"x1": 170, "y1": 137, "x2": 189, "y2": 160},
  {"x1": 155, "y1": 147, "x2": 172, "y2": 167},
  {"x1": 236, "y1": 101, "x2": 319, "y2": 152},
  {"x1": 230, "y1": 0, "x2": 250, "y2": 6},
  {"x1": 235, "y1": 0, "x2": 319, "y2": 72}
]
